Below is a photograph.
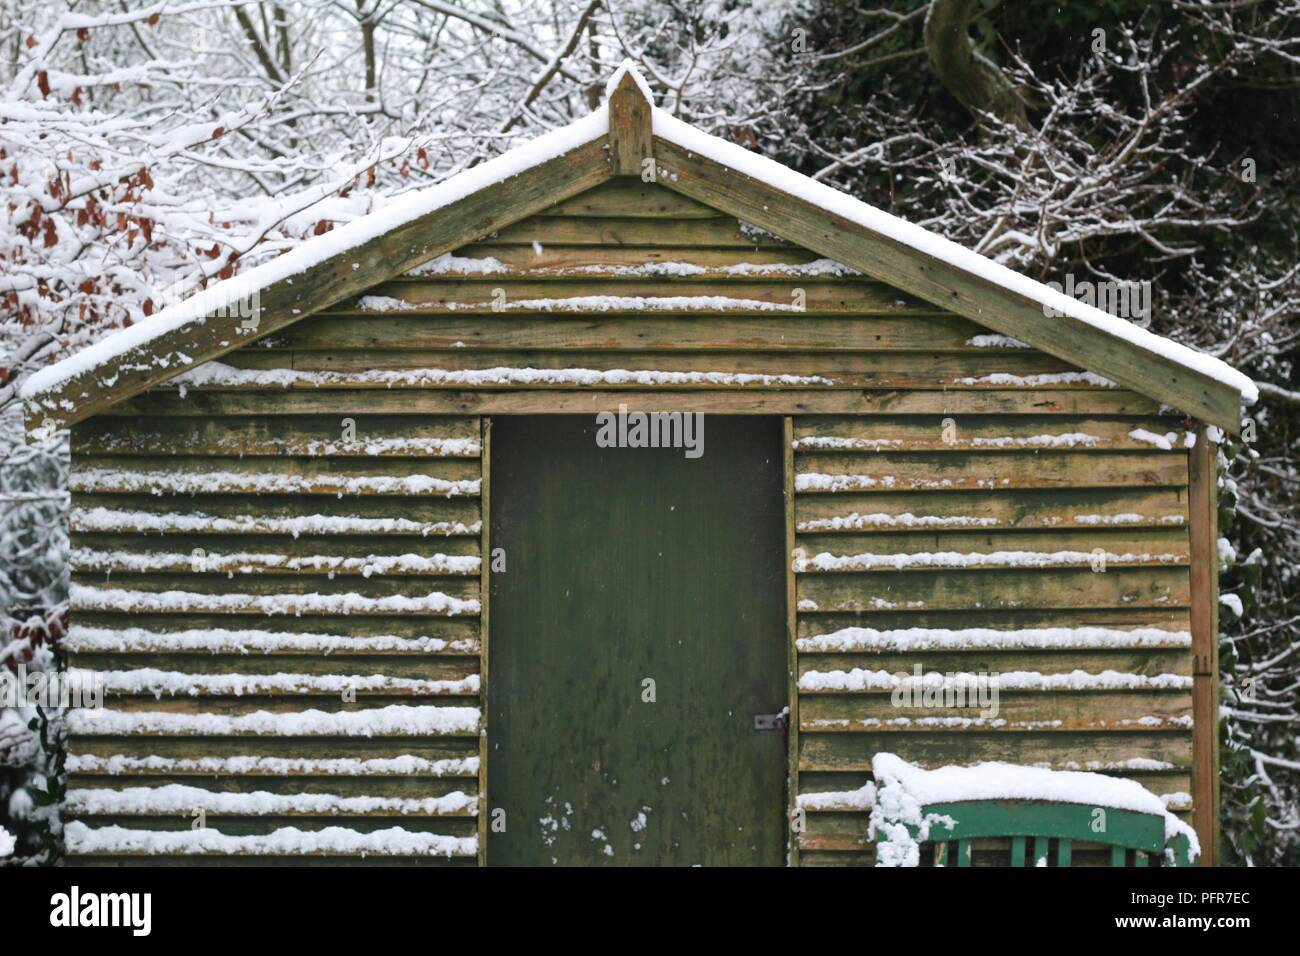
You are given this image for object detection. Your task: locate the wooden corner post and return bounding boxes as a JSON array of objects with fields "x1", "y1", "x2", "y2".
[
  {"x1": 607, "y1": 71, "x2": 653, "y2": 176},
  {"x1": 783, "y1": 416, "x2": 800, "y2": 867},
  {"x1": 478, "y1": 416, "x2": 492, "y2": 867},
  {"x1": 1188, "y1": 424, "x2": 1221, "y2": 865}
]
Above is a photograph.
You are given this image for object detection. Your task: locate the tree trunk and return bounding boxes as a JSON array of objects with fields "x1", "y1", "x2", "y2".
[{"x1": 924, "y1": 0, "x2": 1028, "y2": 128}]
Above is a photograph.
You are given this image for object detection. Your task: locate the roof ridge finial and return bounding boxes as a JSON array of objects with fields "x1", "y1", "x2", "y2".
[
  {"x1": 605, "y1": 58, "x2": 654, "y2": 105},
  {"x1": 606, "y1": 58, "x2": 653, "y2": 175}
]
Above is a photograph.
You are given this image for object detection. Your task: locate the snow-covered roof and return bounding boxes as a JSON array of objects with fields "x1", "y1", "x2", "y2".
[
  {"x1": 21, "y1": 107, "x2": 610, "y2": 413},
  {"x1": 650, "y1": 107, "x2": 1256, "y2": 407},
  {"x1": 22, "y1": 60, "x2": 1254, "y2": 431}
]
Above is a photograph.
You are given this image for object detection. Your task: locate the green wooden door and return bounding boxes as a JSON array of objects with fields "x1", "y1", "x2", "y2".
[{"x1": 487, "y1": 415, "x2": 788, "y2": 866}]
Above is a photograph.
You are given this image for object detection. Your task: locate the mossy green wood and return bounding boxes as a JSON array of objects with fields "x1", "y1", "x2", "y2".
[{"x1": 487, "y1": 416, "x2": 788, "y2": 865}]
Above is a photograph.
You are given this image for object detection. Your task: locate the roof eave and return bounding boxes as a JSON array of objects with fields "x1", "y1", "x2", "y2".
[
  {"x1": 23, "y1": 125, "x2": 613, "y2": 436},
  {"x1": 646, "y1": 126, "x2": 1247, "y2": 435},
  {"x1": 24, "y1": 62, "x2": 1251, "y2": 438}
]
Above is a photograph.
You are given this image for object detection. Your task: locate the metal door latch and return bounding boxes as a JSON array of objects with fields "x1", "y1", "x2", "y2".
[{"x1": 753, "y1": 712, "x2": 788, "y2": 731}]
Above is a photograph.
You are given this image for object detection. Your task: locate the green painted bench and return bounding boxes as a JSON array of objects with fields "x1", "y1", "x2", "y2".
[{"x1": 883, "y1": 800, "x2": 1195, "y2": 867}]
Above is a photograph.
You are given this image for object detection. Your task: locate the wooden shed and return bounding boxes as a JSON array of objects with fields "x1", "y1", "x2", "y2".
[{"x1": 24, "y1": 64, "x2": 1254, "y2": 867}]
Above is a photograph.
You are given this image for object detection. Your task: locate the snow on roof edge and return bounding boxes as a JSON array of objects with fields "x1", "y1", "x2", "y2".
[
  {"x1": 651, "y1": 108, "x2": 1257, "y2": 407},
  {"x1": 23, "y1": 70, "x2": 1255, "y2": 418},
  {"x1": 21, "y1": 107, "x2": 610, "y2": 405}
]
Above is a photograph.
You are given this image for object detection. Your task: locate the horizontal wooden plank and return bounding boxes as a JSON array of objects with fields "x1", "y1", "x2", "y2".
[
  {"x1": 72, "y1": 531, "x2": 481, "y2": 557},
  {"x1": 796, "y1": 608, "x2": 1191, "y2": 637},
  {"x1": 71, "y1": 653, "x2": 479, "y2": 680},
  {"x1": 65, "y1": 620, "x2": 479, "y2": 655},
  {"x1": 794, "y1": 488, "x2": 1189, "y2": 533},
  {"x1": 70, "y1": 455, "x2": 480, "y2": 497},
  {"x1": 798, "y1": 731, "x2": 1192, "y2": 772},
  {"x1": 436, "y1": 242, "x2": 831, "y2": 274},
  {"x1": 69, "y1": 612, "x2": 480, "y2": 642},
  {"x1": 94, "y1": 694, "x2": 479, "y2": 715},
  {"x1": 70, "y1": 493, "x2": 481, "y2": 537},
  {"x1": 72, "y1": 571, "x2": 480, "y2": 601},
  {"x1": 795, "y1": 553, "x2": 1187, "y2": 573},
  {"x1": 69, "y1": 737, "x2": 481, "y2": 760},
  {"x1": 66, "y1": 775, "x2": 477, "y2": 801},
  {"x1": 797, "y1": 769, "x2": 1192, "y2": 799},
  {"x1": 792, "y1": 415, "x2": 1190, "y2": 452},
  {"x1": 71, "y1": 532, "x2": 480, "y2": 576},
  {"x1": 800, "y1": 812, "x2": 873, "y2": 837},
  {"x1": 795, "y1": 838, "x2": 876, "y2": 858},
  {"x1": 71, "y1": 812, "x2": 476, "y2": 832},
  {"x1": 69, "y1": 755, "x2": 477, "y2": 779},
  {"x1": 105, "y1": 389, "x2": 1164, "y2": 418},
  {"x1": 800, "y1": 689, "x2": 1193, "y2": 731},
  {"x1": 797, "y1": 771, "x2": 873, "y2": 794},
  {"x1": 537, "y1": 179, "x2": 720, "y2": 218},
  {"x1": 65, "y1": 816, "x2": 478, "y2": 837},
  {"x1": 796, "y1": 649, "x2": 1193, "y2": 679},
  {"x1": 72, "y1": 415, "x2": 481, "y2": 458},
  {"x1": 71, "y1": 575, "x2": 480, "y2": 617},
  {"x1": 218, "y1": 350, "x2": 1078, "y2": 392},
  {"x1": 266, "y1": 314, "x2": 973, "y2": 353},
  {"x1": 796, "y1": 568, "x2": 1190, "y2": 612},
  {"x1": 794, "y1": 451, "x2": 1187, "y2": 492},
  {"x1": 72, "y1": 702, "x2": 479, "y2": 736},
  {"x1": 332, "y1": 278, "x2": 933, "y2": 316},
  {"x1": 800, "y1": 833, "x2": 874, "y2": 856},
  {"x1": 68, "y1": 776, "x2": 476, "y2": 800},
  {"x1": 793, "y1": 530, "x2": 1189, "y2": 569},
  {"x1": 478, "y1": 215, "x2": 789, "y2": 247}
]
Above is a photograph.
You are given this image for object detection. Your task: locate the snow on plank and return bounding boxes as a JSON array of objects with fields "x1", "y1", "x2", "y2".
[
  {"x1": 790, "y1": 416, "x2": 1191, "y2": 452},
  {"x1": 67, "y1": 704, "x2": 481, "y2": 736},
  {"x1": 70, "y1": 506, "x2": 480, "y2": 537},
  {"x1": 174, "y1": 361, "x2": 833, "y2": 389},
  {"x1": 69, "y1": 584, "x2": 481, "y2": 617},
  {"x1": 64, "y1": 785, "x2": 473, "y2": 816},
  {"x1": 795, "y1": 625, "x2": 1192, "y2": 654},
  {"x1": 71, "y1": 547, "x2": 481, "y2": 576},
  {"x1": 797, "y1": 668, "x2": 1191, "y2": 693},
  {"x1": 65, "y1": 822, "x2": 477, "y2": 857},
  {"x1": 65, "y1": 625, "x2": 477, "y2": 656},
  {"x1": 791, "y1": 548, "x2": 1188, "y2": 573},
  {"x1": 80, "y1": 668, "x2": 480, "y2": 697},
  {"x1": 66, "y1": 785, "x2": 476, "y2": 817},
  {"x1": 793, "y1": 452, "x2": 1187, "y2": 492},
  {"x1": 67, "y1": 753, "x2": 479, "y2": 777},
  {"x1": 72, "y1": 418, "x2": 482, "y2": 458},
  {"x1": 70, "y1": 464, "x2": 480, "y2": 497},
  {"x1": 794, "y1": 488, "x2": 1189, "y2": 532},
  {"x1": 334, "y1": 279, "x2": 926, "y2": 314}
]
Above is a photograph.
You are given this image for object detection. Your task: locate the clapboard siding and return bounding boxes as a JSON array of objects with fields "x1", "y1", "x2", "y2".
[
  {"x1": 66, "y1": 177, "x2": 1198, "y2": 866},
  {"x1": 790, "y1": 412, "x2": 1195, "y2": 864},
  {"x1": 103, "y1": 388, "x2": 1164, "y2": 418},
  {"x1": 65, "y1": 416, "x2": 485, "y2": 865},
  {"x1": 71, "y1": 415, "x2": 482, "y2": 457},
  {"x1": 221, "y1": 352, "x2": 1094, "y2": 391},
  {"x1": 333, "y1": 277, "x2": 938, "y2": 313}
]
